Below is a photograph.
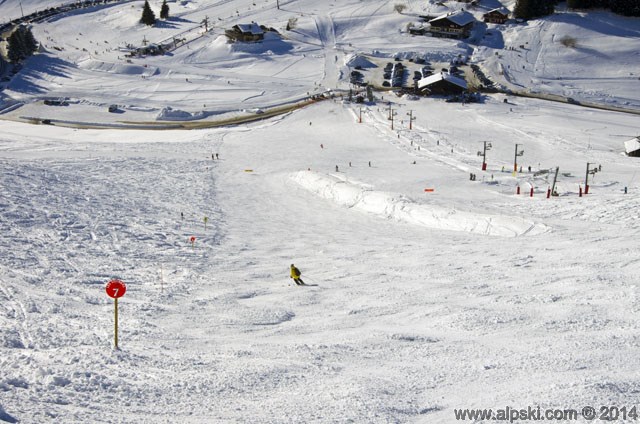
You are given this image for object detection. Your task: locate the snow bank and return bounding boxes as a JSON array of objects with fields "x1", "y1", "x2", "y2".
[
  {"x1": 78, "y1": 59, "x2": 158, "y2": 77},
  {"x1": 0, "y1": 101, "x2": 24, "y2": 115},
  {"x1": 0, "y1": 403, "x2": 18, "y2": 424},
  {"x1": 291, "y1": 171, "x2": 549, "y2": 237},
  {"x1": 156, "y1": 106, "x2": 206, "y2": 121},
  {"x1": 228, "y1": 33, "x2": 292, "y2": 55},
  {"x1": 345, "y1": 54, "x2": 377, "y2": 69},
  {"x1": 370, "y1": 48, "x2": 468, "y2": 64}
]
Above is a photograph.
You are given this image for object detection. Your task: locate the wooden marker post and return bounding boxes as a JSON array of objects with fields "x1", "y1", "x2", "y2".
[
  {"x1": 105, "y1": 279, "x2": 127, "y2": 349},
  {"x1": 160, "y1": 265, "x2": 164, "y2": 293}
]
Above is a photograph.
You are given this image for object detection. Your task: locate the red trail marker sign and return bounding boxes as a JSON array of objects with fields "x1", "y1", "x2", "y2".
[
  {"x1": 105, "y1": 279, "x2": 126, "y2": 349},
  {"x1": 106, "y1": 279, "x2": 126, "y2": 299}
]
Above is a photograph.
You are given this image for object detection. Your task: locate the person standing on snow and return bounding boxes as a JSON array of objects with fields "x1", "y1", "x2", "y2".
[{"x1": 290, "y1": 264, "x2": 305, "y2": 285}]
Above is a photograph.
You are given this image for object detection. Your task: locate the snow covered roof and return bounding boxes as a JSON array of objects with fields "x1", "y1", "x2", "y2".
[
  {"x1": 485, "y1": 7, "x2": 510, "y2": 17},
  {"x1": 429, "y1": 10, "x2": 475, "y2": 27},
  {"x1": 624, "y1": 136, "x2": 640, "y2": 154},
  {"x1": 235, "y1": 23, "x2": 263, "y2": 35},
  {"x1": 418, "y1": 72, "x2": 468, "y2": 90},
  {"x1": 345, "y1": 54, "x2": 377, "y2": 69}
]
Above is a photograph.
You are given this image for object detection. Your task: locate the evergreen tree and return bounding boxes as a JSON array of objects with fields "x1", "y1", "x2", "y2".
[
  {"x1": 7, "y1": 25, "x2": 38, "y2": 63},
  {"x1": 514, "y1": 0, "x2": 532, "y2": 19},
  {"x1": 611, "y1": 0, "x2": 640, "y2": 16},
  {"x1": 160, "y1": 0, "x2": 169, "y2": 19},
  {"x1": 140, "y1": 0, "x2": 156, "y2": 26},
  {"x1": 7, "y1": 31, "x2": 23, "y2": 62},
  {"x1": 567, "y1": 0, "x2": 639, "y2": 16},
  {"x1": 531, "y1": 0, "x2": 554, "y2": 17},
  {"x1": 541, "y1": 0, "x2": 556, "y2": 15},
  {"x1": 588, "y1": 0, "x2": 613, "y2": 8},
  {"x1": 23, "y1": 27, "x2": 38, "y2": 53},
  {"x1": 567, "y1": 0, "x2": 582, "y2": 9},
  {"x1": 515, "y1": 0, "x2": 555, "y2": 19}
]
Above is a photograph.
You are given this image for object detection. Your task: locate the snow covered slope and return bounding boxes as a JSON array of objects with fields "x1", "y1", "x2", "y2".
[
  {"x1": 2, "y1": 0, "x2": 636, "y2": 125},
  {"x1": 476, "y1": 8, "x2": 640, "y2": 109},
  {"x1": 0, "y1": 0, "x2": 640, "y2": 422},
  {"x1": 1, "y1": 93, "x2": 639, "y2": 422}
]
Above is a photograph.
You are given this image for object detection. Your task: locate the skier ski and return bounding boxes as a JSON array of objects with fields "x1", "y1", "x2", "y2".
[{"x1": 290, "y1": 264, "x2": 305, "y2": 285}]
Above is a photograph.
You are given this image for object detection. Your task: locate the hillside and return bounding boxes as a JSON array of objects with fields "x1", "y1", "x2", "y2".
[
  {"x1": 476, "y1": 8, "x2": 640, "y2": 109},
  {"x1": 0, "y1": 1, "x2": 639, "y2": 423},
  {"x1": 0, "y1": 0, "x2": 638, "y2": 125}
]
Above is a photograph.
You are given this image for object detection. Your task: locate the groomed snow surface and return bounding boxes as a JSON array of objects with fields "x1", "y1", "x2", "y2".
[
  {"x1": 2, "y1": 96, "x2": 640, "y2": 423},
  {"x1": 1, "y1": 0, "x2": 640, "y2": 422}
]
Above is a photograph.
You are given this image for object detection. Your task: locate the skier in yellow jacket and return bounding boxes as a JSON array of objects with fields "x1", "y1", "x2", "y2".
[{"x1": 290, "y1": 264, "x2": 305, "y2": 285}]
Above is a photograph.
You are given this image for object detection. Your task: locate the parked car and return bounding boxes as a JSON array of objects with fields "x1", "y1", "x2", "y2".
[{"x1": 44, "y1": 98, "x2": 68, "y2": 106}]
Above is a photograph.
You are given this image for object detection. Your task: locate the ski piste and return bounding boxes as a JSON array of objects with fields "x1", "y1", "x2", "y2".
[{"x1": 292, "y1": 281, "x2": 318, "y2": 287}]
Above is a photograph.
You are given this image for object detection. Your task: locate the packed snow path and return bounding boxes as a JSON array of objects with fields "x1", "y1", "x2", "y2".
[
  {"x1": 1, "y1": 0, "x2": 640, "y2": 421},
  {"x1": 1, "y1": 98, "x2": 640, "y2": 421}
]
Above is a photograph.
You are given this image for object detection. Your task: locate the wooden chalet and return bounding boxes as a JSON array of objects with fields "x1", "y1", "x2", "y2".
[
  {"x1": 409, "y1": 25, "x2": 427, "y2": 35},
  {"x1": 483, "y1": 7, "x2": 510, "y2": 24},
  {"x1": 225, "y1": 23, "x2": 265, "y2": 42},
  {"x1": 428, "y1": 10, "x2": 475, "y2": 40},
  {"x1": 624, "y1": 136, "x2": 640, "y2": 157},
  {"x1": 417, "y1": 72, "x2": 468, "y2": 95}
]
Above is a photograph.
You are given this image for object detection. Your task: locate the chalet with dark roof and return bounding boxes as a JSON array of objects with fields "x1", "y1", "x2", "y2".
[
  {"x1": 624, "y1": 136, "x2": 640, "y2": 157},
  {"x1": 428, "y1": 10, "x2": 475, "y2": 39},
  {"x1": 225, "y1": 23, "x2": 265, "y2": 42},
  {"x1": 483, "y1": 7, "x2": 510, "y2": 24}
]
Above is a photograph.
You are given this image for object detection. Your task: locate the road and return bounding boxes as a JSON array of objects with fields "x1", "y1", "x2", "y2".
[{"x1": 501, "y1": 88, "x2": 640, "y2": 116}]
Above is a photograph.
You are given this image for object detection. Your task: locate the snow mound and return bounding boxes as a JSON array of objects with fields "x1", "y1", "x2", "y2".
[
  {"x1": 291, "y1": 171, "x2": 549, "y2": 237},
  {"x1": 345, "y1": 54, "x2": 377, "y2": 69},
  {"x1": 0, "y1": 403, "x2": 18, "y2": 423},
  {"x1": 78, "y1": 59, "x2": 157, "y2": 77},
  {"x1": 156, "y1": 107, "x2": 206, "y2": 121},
  {"x1": 221, "y1": 307, "x2": 295, "y2": 326},
  {"x1": 228, "y1": 33, "x2": 292, "y2": 55}
]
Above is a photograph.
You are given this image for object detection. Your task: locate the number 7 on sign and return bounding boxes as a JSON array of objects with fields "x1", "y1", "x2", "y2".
[
  {"x1": 105, "y1": 279, "x2": 127, "y2": 349},
  {"x1": 106, "y1": 279, "x2": 126, "y2": 299}
]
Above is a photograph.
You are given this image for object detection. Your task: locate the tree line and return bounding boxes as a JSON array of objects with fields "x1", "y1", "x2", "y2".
[
  {"x1": 4, "y1": 0, "x2": 169, "y2": 63},
  {"x1": 567, "y1": 0, "x2": 640, "y2": 16},
  {"x1": 7, "y1": 25, "x2": 38, "y2": 63},
  {"x1": 140, "y1": 0, "x2": 170, "y2": 26},
  {"x1": 514, "y1": 0, "x2": 638, "y2": 18},
  {"x1": 514, "y1": 0, "x2": 560, "y2": 19}
]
